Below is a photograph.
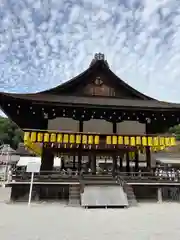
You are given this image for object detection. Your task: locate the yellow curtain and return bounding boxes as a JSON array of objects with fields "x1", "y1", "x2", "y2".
[
  {"x1": 24, "y1": 132, "x2": 30, "y2": 142},
  {"x1": 106, "y1": 136, "x2": 111, "y2": 144},
  {"x1": 159, "y1": 137, "x2": 165, "y2": 146},
  {"x1": 165, "y1": 137, "x2": 170, "y2": 146},
  {"x1": 170, "y1": 137, "x2": 176, "y2": 146},
  {"x1": 57, "y1": 134, "x2": 63, "y2": 143},
  {"x1": 82, "y1": 135, "x2": 87, "y2": 144},
  {"x1": 44, "y1": 133, "x2": 49, "y2": 142},
  {"x1": 76, "y1": 135, "x2": 81, "y2": 144},
  {"x1": 142, "y1": 136, "x2": 147, "y2": 146},
  {"x1": 88, "y1": 135, "x2": 93, "y2": 144},
  {"x1": 118, "y1": 136, "x2": 123, "y2": 144},
  {"x1": 148, "y1": 137, "x2": 153, "y2": 146},
  {"x1": 153, "y1": 137, "x2": 159, "y2": 147},
  {"x1": 50, "y1": 133, "x2": 56, "y2": 142},
  {"x1": 124, "y1": 136, "x2": 129, "y2": 145},
  {"x1": 112, "y1": 136, "x2": 117, "y2": 144},
  {"x1": 69, "y1": 134, "x2": 75, "y2": 143},
  {"x1": 130, "y1": 137, "x2": 135, "y2": 146},
  {"x1": 37, "y1": 132, "x2": 43, "y2": 142},
  {"x1": 136, "y1": 136, "x2": 141, "y2": 145},
  {"x1": 30, "y1": 132, "x2": 36, "y2": 142},
  {"x1": 63, "y1": 134, "x2": 69, "y2": 143},
  {"x1": 94, "y1": 135, "x2": 99, "y2": 144},
  {"x1": 23, "y1": 131, "x2": 176, "y2": 150}
]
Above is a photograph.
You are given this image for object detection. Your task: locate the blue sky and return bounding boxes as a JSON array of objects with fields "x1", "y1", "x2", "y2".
[{"x1": 0, "y1": 0, "x2": 180, "y2": 102}]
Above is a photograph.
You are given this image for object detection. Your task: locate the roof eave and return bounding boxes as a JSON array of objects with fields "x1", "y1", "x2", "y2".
[{"x1": 1, "y1": 92, "x2": 180, "y2": 111}]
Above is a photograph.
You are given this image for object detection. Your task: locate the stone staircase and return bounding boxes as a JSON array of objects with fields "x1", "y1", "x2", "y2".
[
  {"x1": 68, "y1": 184, "x2": 81, "y2": 206},
  {"x1": 81, "y1": 174, "x2": 116, "y2": 185},
  {"x1": 123, "y1": 183, "x2": 137, "y2": 206},
  {"x1": 115, "y1": 175, "x2": 138, "y2": 207}
]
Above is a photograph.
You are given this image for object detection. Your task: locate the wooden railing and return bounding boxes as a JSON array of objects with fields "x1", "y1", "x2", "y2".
[
  {"x1": 10, "y1": 170, "x2": 180, "y2": 183},
  {"x1": 12, "y1": 170, "x2": 79, "y2": 182}
]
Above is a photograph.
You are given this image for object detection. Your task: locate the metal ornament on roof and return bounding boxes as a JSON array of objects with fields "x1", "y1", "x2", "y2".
[
  {"x1": 90, "y1": 53, "x2": 109, "y2": 67},
  {"x1": 95, "y1": 53, "x2": 104, "y2": 60}
]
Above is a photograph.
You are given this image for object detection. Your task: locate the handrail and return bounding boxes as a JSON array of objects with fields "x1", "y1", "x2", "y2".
[
  {"x1": 12, "y1": 170, "x2": 177, "y2": 175},
  {"x1": 11, "y1": 170, "x2": 180, "y2": 183}
]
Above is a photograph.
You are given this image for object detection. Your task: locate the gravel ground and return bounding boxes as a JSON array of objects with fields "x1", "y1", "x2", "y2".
[{"x1": 0, "y1": 202, "x2": 180, "y2": 240}]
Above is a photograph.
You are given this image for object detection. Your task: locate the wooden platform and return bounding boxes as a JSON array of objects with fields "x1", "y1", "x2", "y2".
[
  {"x1": 7, "y1": 181, "x2": 180, "y2": 186},
  {"x1": 8, "y1": 171, "x2": 180, "y2": 187}
]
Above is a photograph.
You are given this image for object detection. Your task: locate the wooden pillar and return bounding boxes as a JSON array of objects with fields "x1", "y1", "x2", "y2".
[
  {"x1": 77, "y1": 152, "x2": 81, "y2": 172},
  {"x1": 87, "y1": 154, "x2": 91, "y2": 169},
  {"x1": 119, "y1": 157, "x2": 123, "y2": 171},
  {"x1": 72, "y1": 155, "x2": 76, "y2": 170},
  {"x1": 61, "y1": 157, "x2": 65, "y2": 170},
  {"x1": 146, "y1": 147, "x2": 151, "y2": 169},
  {"x1": 126, "y1": 152, "x2": 130, "y2": 173},
  {"x1": 145, "y1": 123, "x2": 151, "y2": 170},
  {"x1": 78, "y1": 120, "x2": 83, "y2": 173},
  {"x1": 112, "y1": 122, "x2": 117, "y2": 174},
  {"x1": 40, "y1": 145, "x2": 54, "y2": 172},
  {"x1": 91, "y1": 153, "x2": 96, "y2": 175},
  {"x1": 39, "y1": 119, "x2": 54, "y2": 173},
  {"x1": 112, "y1": 154, "x2": 117, "y2": 174},
  {"x1": 135, "y1": 150, "x2": 139, "y2": 172}
]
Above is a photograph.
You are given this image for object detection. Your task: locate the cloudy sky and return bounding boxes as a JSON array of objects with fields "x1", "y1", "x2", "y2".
[{"x1": 0, "y1": 0, "x2": 180, "y2": 102}]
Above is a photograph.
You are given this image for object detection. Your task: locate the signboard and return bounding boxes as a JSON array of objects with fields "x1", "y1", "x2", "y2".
[
  {"x1": 26, "y1": 159, "x2": 41, "y2": 206},
  {"x1": 26, "y1": 161, "x2": 41, "y2": 173}
]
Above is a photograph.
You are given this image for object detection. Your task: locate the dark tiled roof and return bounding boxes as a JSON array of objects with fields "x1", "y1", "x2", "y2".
[
  {"x1": 0, "y1": 55, "x2": 180, "y2": 111},
  {"x1": 39, "y1": 59, "x2": 154, "y2": 100},
  {"x1": 1, "y1": 92, "x2": 180, "y2": 110}
]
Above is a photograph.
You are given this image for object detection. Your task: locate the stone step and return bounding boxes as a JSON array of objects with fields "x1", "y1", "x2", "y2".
[
  {"x1": 68, "y1": 185, "x2": 81, "y2": 206},
  {"x1": 115, "y1": 176, "x2": 137, "y2": 207},
  {"x1": 123, "y1": 184, "x2": 137, "y2": 206},
  {"x1": 80, "y1": 185, "x2": 128, "y2": 207}
]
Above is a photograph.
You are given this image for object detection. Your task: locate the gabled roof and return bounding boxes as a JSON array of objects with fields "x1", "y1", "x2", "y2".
[
  {"x1": 0, "y1": 53, "x2": 180, "y2": 112},
  {"x1": 39, "y1": 53, "x2": 154, "y2": 100},
  {"x1": 0, "y1": 53, "x2": 157, "y2": 101}
]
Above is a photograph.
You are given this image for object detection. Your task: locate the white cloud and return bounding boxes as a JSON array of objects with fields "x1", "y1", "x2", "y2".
[{"x1": 0, "y1": 0, "x2": 179, "y2": 102}]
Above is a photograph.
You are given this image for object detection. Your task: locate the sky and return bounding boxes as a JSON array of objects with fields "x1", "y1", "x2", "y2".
[{"x1": 0, "y1": 0, "x2": 180, "y2": 103}]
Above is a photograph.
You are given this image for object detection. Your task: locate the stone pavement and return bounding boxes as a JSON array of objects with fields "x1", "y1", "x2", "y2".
[{"x1": 0, "y1": 202, "x2": 179, "y2": 240}]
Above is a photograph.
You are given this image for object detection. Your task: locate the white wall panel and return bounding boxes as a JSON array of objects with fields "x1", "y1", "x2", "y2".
[
  {"x1": 48, "y1": 118, "x2": 79, "y2": 131},
  {"x1": 83, "y1": 119, "x2": 112, "y2": 134},
  {"x1": 117, "y1": 121, "x2": 145, "y2": 134},
  {"x1": 48, "y1": 119, "x2": 145, "y2": 135}
]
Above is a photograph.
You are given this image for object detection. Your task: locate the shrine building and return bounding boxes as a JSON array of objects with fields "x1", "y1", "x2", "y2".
[{"x1": 0, "y1": 53, "x2": 179, "y2": 205}]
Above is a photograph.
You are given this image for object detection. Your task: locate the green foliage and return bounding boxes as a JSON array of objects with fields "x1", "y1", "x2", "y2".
[
  {"x1": 0, "y1": 117, "x2": 23, "y2": 149},
  {"x1": 169, "y1": 124, "x2": 180, "y2": 140}
]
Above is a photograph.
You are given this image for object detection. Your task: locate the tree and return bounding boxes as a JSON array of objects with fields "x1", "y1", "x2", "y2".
[
  {"x1": 0, "y1": 117, "x2": 23, "y2": 149},
  {"x1": 169, "y1": 124, "x2": 180, "y2": 140}
]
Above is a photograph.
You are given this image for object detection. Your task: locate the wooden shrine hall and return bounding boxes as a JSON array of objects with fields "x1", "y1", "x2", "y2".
[{"x1": 0, "y1": 53, "x2": 179, "y2": 175}]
